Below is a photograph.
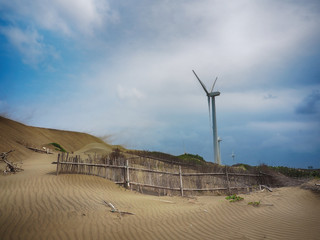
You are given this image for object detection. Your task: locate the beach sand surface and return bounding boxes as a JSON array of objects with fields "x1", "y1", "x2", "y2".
[{"x1": 1, "y1": 152, "x2": 320, "y2": 240}]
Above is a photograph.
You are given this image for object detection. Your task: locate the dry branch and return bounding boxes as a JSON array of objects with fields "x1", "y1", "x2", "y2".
[
  {"x1": 103, "y1": 200, "x2": 135, "y2": 216},
  {"x1": 27, "y1": 147, "x2": 52, "y2": 154},
  {"x1": 103, "y1": 200, "x2": 118, "y2": 212},
  {"x1": 0, "y1": 150, "x2": 23, "y2": 174},
  {"x1": 260, "y1": 185, "x2": 273, "y2": 192}
]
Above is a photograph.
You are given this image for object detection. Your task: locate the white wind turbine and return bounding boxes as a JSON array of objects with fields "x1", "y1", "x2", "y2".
[
  {"x1": 231, "y1": 150, "x2": 235, "y2": 162},
  {"x1": 193, "y1": 70, "x2": 221, "y2": 165},
  {"x1": 218, "y1": 137, "x2": 222, "y2": 164}
]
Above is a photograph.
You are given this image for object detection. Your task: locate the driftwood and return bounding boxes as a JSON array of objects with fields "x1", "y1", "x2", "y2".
[
  {"x1": 103, "y1": 200, "x2": 134, "y2": 216},
  {"x1": 0, "y1": 150, "x2": 23, "y2": 174},
  {"x1": 27, "y1": 146, "x2": 52, "y2": 154},
  {"x1": 260, "y1": 185, "x2": 273, "y2": 192}
]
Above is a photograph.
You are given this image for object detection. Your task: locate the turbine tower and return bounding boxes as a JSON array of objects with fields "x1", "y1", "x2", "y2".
[
  {"x1": 193, "y1": 70, "x2": 221, "y2": 165},
  {"x1": 217, "y1": 137, "x2": 222, "y2": 164}
]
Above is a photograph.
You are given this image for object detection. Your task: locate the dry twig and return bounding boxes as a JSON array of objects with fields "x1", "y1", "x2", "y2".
[
  {"x1": 0, "y1": 150, "x2": 23, "y2": 174},
  {"x1": 102, "y1": 200, "x2": 134, "y2": 216}
]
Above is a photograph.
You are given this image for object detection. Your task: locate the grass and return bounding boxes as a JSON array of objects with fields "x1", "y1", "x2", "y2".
[
  {"x1": 126, "y1": 150, "x2": 206, "y2": 166},
  {"x1": 177, "y1": 153, "x2": 206, "y2": 165},
  {"x1": 248, "y1": 201, "x2": 261, "y2": 207},
  {"x1": 225, "y1": 194, "x2": 244, "y2": 202},
  {"x1": 50, "y1": 143, "x2": 67, "y2": 152},
  {"x1": 267, "y1": 165, "x2": 320, "y2": 178},
  {"x1": 232, "y1": 163, "x2": 253, "y2": 171}
]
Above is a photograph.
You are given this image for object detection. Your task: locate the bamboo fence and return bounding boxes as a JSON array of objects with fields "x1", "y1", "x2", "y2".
[{"x1": 53, "y1": 152, "x2": 272, "y2": 196}]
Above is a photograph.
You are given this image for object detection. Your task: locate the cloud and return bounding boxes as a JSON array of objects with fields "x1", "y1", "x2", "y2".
[
  {"x1": 248, "y1": 121, "x2": 318, "y2": 132},
  {"x1": 114, "y1": 0, "x2": 320, "y2": 89},
  {"x1": 117, "y1": 85, "x2": 145, "y2": 100},
  {"x1": 0, "y1": 0, "x2": 117, "y2": 37},
  {"x1": 0, "y1": 26, "x2": 58, "y2": 67},
  {"x1": 0, "y1": 100, "x2": 9, "y2": 118},
  {"x1": 264, "y1": 94, "x2": 277, "y2": 100},
  {"x1": 295, "y1": 90, "x2": 320, "y2": 114},
  {"x1": 1, "y1": 0, "x2": 320, "y2": 167},
  {"x1": 260, "y1": 133, "x2": 291, "y2": 149}
]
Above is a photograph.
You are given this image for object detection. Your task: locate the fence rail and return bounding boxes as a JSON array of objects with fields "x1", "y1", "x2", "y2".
[{"x1": 53, "y1": 153, "x2": 272, "y2": 196}]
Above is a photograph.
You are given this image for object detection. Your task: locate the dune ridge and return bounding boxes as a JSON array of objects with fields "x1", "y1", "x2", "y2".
[{"x1": 0, "y1": 116, "x2": 113, "y2": 162}]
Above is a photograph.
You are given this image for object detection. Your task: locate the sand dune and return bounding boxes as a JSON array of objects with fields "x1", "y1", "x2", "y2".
[
  {"x1": 75, "y1": 142, "x2": 113, "y2": 156},
  {"x1": 0, "y1": 116, "x2": 113, "y2": 162},
  {"x1": 1, "y1": 117, "x2": 320, "y2": 239},
  {"x1": 1, "y1": 151, "x2": 319, "y2": 240}
]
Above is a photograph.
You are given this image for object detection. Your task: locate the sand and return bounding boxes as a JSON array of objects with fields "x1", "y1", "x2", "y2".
[
  {"x1": 0, "y1": 116, "x2": 112, "y2": 163},
  {"x1": 1, "y1": 152, "x2": 320, "y2": 240},
  {"x1": 1, "y1": 117, "x2": 320, "y2": 239}
]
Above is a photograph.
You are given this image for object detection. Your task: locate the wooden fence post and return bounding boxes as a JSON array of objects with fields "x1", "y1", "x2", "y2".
[
  {"x1": 77, "y1": 156, "x2": 80, "y2": 174},
  {"x1": 125, "y1": 159, "x2": 130, "y2": 189},
  {"x1": 179, "y1": 166, "x2": 184, "y2": 197},
  {"x1": 105, "y1": 163, "x2": 108, "y2": 179},
  {"x1": 56, "y1": 153, "x2": 60, "y2": 176},
  {"x1": 225, "y1": 166, "x2": 230, "y2": 194}
]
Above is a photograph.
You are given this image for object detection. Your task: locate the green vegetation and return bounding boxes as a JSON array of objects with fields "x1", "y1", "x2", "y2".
[
  {"x1": 232, "y1": 163, "x2": 320, "y2": 179},
  {"x1": 268, "y1": 166, "x2": 320, "y2": 178},
  {"x1": 248, "y1": 201, "x2": 261, "y2": 207},
  {"x1": 225, "y1": 194, "x2": 244, "y2": 202},
  {"x1": 232, "y1": 163, "x2": 254, "y2": 171},
  {"x1": 177, "y1": 153, "x2": 206, "y2": 165},
  {"x1": 50, "y1": 143, "x2": 67, "y2": 152},
  {"x1": 126, "y1": 150, "x2": 206, "y2": 166}
]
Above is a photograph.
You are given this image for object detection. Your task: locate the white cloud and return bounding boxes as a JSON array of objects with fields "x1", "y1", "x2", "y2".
[
  {"x1": 113, "y1": 1, "x2": 319, "y2": 73},
  {"x1": 2, "y1": 0, "x2": 320, "y2": 166},
  {"x1": 219, "y1": 88, "x2": 304, "y2": 114},
  {"x1": 116, "y1": 85, "x2": 145, "y2": 100},
  {"x1": 0, "y1": 26, "x2": 58, "y2": 67},
  {"x1": 0, "y1": 0, "x2": 116, "y2": 37}
]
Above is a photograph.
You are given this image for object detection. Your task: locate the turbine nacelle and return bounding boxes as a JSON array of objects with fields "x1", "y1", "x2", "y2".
[{"x1": 209, "y1": 91, "x2": 220, "y2": 97}]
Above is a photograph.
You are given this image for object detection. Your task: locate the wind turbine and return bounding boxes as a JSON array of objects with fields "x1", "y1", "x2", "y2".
[
  {"x1": 218, "y1": 137, "x2": 222, "y2": 164},
  {"x1": 231, "y1": 151, "x2": 235, "y2": 162},
  {"x1": 193, "y1": 70, "x2": 221, "y2": 165}
]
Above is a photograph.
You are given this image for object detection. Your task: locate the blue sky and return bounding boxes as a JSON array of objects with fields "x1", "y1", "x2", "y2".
[{"x1": 1, "y1": 0, "x2": 320, "y2": 168}]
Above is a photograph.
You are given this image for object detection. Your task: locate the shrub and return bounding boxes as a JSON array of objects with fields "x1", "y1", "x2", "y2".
[
  {"x1": 225, "y1": 194, "x2": 244, "y2": 202},
  {"x1": 50, "y1": 143, "x2": 67, "y2": 152},
  {"x1": 177, "y1": 153, "x2": 206, "y2": 165},
  {"x1": 268, "y1": 166, "x2": 320, "y2": 178},
  {"x1": 109, "y1": 148, "x2": 124, "y2": 161},
  {"x1": 248, "y1": 201, "x2": 261, "y2": 207}
]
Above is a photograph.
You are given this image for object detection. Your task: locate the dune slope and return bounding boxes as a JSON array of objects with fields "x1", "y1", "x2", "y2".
[{"x1": 0, "y1": 116, "x2": 112, "y2": 162}]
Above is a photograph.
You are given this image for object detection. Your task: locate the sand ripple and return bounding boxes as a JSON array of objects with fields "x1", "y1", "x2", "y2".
[{"x1": 1, "y1": 153, "x2": 320, "y2": 240}]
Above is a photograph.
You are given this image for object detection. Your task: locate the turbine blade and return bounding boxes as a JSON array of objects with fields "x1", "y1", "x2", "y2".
[
  {"x1": 193, "y1": 70, "x2": 209, "y2": 95},
  {"x1": 211, "y1": 77, "x2": 218, "y2": 92},
  {"x1": 207, "y1": 96, "x2": 211, "y2": 126}
]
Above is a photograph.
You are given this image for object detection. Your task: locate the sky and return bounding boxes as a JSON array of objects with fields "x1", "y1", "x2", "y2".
[{"x1": 1, "y1": 0, "x2": 320, "y2": 168}]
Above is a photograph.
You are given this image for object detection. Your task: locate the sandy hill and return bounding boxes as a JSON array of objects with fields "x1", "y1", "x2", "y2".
[
  {"x1": 1, "y1": 116, "x2": 320, "y2": 239},
  {"x1": 0, "y1": 116, "x2": 113, "y2": 162}
]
